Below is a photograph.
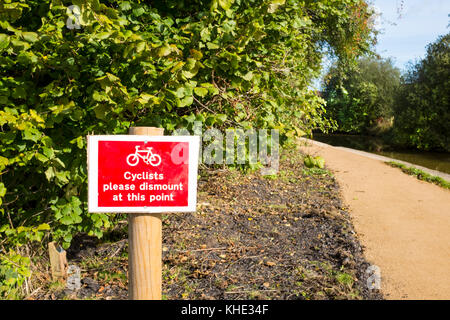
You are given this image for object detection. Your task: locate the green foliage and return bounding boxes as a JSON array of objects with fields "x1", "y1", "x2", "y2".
[
  {"x1": 0, "y1": 249, "x2": 31, "y2": 299},
  {"x1": 303, "y1": 155, "x2": 325, "y2": 169},
  {"x1": 392, "y1": 33, "x2": 450, "y2": 151},
  {"x1": 335, "y1": 271, "x2": 354, "y2": 287},
  {"x1": 323, "y1": 56, "x2": 400, "y2": 134},
  {"x1": 0, "y1": 0, "x2": 376, "y2": 296},
  {"x1": 386, "y1": 161, "x2": 450, "y2": 189}
]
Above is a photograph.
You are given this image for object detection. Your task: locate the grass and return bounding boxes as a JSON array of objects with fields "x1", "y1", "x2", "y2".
[
  {"x1": 262, "y1": 169, "x2": 300, "y2": 183},
  {"x1": 386, "y1": 161, "x2": 450, "y2": 189},
  {"x1": 335, "y1": 272, "x2": 354, "y2": 288},
  {"x1": 302, "y1": 167, "x2": 333, "y2": 177}
]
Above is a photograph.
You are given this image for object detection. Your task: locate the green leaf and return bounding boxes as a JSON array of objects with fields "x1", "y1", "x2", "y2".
[
  {"x1": 206, "y1": 42, "x2": 220, "y2": 50},
  {"x1": 179, "y1": 95, "x2": 193, "y2": 107},
  {"x1": 138, "y1": 93, "x2": 157, "y2": 105},
  {"x1": 194, "y1": 87, "x2": 208, "y2": 97},
  {"x1": 175, "y1": 86, "x2": 186, "y2": 98},
  {"x1": 314, "y1": 156, "x2": 325, "y2": 169},
  {"x1": 171, "y1": 61, "x2": 185, "y2": 73},
  {"x1": 23, "y1": 127, "x2": 42, "y2": 142},
  {"x1": 60, "y1": 215, "x2": 74, "y2": 225},
  {"x1": 304, "y1": 155, "x2": 315, "y2": 168},
  {"x1": 268, "y1": 0, "x2": 285, "y2": 13},
  {"x1": 0, "y1": 183, "x2": 6, "y2": 197},
  {"x1": 93, "y1": 91, "x2": 108, "y2": 102},
  {"x1": 11, "y1": 39, "x2": 30, "y2": 51},
  {"x1": 22, "y1": 32, "x2": 38, "y2": 43},
  {"x1": 0, "y1": 156, "x2": 9, "y2": 169},
  {"x1": 182, "y1": 69, "x2": 199, "y2": 79},
  {"x1": 45, "y1": 167, "x2": 56, "y2": 181},
  {"x1": 0, "y1": 33, "x2": 10, "y2": 50},
  {"x1": 119, "y1": 1, "x2": 132, "y2": 11},
  {"x1": 157, "y1": 44, "x2": 172, "y2": 57},
  {"x1": 35, "y1": 153, "x2": 49, "y2": 163},
  {"x1": 36, "y1": 223, "x2": 50, "y2": 231},
  {"x1": 218, "y1": 0, "x2": 233, "y2": 10},
  {"x1": 242, "y1": 71, "x2": 254, "y2": 81},
  {"x1": 17, "y1": 51, "x2": 38, "y2": 65},
  {"x1": 184, "y1": 58, "x2": 197, "y2": 70},
  {"x1": 196, "y1": 113, "x2": 206, "y2": 122},
  {"x1": 200, "y1": 29, "x2": 211, "y2": 42},
  {"x1": 136, "y1": 41, "x2": 146, "y2": 53},
  {"x1": 56, "y1": 171, "x2": 69, "y2": 185},
  {"x1": 183, "y1": 113, "x2": 196, "y2": 123},
  {"x1": 42, "y1": 147, "x2": 55, "y2": 159},
  {"x1": 201, "y1": 83, "x2": 219, "y2": 96},
  {"x1": 54, "y1": 157, "x2": 66, "y2": 168},
  {"x1": 133, "y1": 7, "x2": 145, "y2": 17},
  {"x1": 96, "y1": 32, "x2": 111, "y2": 40},
  {"x1": 181, "y1": 60, "x2": 202, "y2": 79},
  {"x1": 93, "y1": 104, "x2": 110, "y2": 120},
  {"x1": 216, "y1": 114, "x2": 227, "y2": 123},
  {"x1": 70, "y1": 136, "x2": 84, "y2": 149},
  {"x1": 190, "y1": 49, "x2": 203, "y2": 60}
]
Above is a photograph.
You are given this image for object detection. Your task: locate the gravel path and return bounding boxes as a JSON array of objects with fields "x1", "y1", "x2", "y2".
[{"x1": 298, "y1": 138, "x2": 450, "y2": 299}]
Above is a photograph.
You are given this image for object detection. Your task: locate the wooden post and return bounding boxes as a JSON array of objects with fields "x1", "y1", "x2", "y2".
[
  {"x1": 128, "y1": 126, "x2": 164, "y2": 300},
  {"x1": 48, "y1": 242, "x2": 68, "y2": 281}
]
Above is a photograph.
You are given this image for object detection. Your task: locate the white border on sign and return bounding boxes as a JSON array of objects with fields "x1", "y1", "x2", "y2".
[{"x1": 87, "y1": 135, "x2": 200, "y2": 213}]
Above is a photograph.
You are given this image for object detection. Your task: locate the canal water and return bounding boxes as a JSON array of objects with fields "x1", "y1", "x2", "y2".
[{"x1": 312, "y1": 133, "x2": 450, "y2": 175}]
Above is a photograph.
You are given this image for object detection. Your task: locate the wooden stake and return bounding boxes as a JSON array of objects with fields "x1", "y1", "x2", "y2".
[
  {"x1": 48, "y1": 242, "x2": 68, "y2": 281},
  {"x1": 128, "y1": 126, "x2": 164, "y2": 300}
]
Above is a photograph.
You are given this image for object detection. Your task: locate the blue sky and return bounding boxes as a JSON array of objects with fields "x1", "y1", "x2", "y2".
[
  {"x1": 372, "y1": 0, "x2": 450, "y2": 71},
  {"x1": 314, "y1": 0, "x2": 449, "y2": 88}
]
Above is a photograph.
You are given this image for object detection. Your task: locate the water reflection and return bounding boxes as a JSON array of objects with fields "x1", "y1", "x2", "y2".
[{"x1": 312, "y1": 133, "x2": 450, "y2": 174}]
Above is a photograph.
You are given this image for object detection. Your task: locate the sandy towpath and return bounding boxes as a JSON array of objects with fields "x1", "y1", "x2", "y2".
[{"x1": 298, "y1": 138, "x2": 450, "y2": 300}]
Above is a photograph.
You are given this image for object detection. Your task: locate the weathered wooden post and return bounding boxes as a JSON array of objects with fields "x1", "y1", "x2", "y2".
[
  {"x1": 127, "y1": 126, "x2": 163, "y2": 300},
  {"x1": 48, "y1": 241, "x2": 68, "y2": 281}
]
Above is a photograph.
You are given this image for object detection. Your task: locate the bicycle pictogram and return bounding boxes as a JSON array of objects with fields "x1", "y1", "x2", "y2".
[{"x1": 126, "y1": 146, "x2": 162, "y2": 167}]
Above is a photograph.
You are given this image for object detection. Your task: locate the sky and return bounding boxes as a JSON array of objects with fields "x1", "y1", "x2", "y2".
[
  {"x1": 371, "y1": 0, "x2": 450, "y2": 71},
  {"x1": 314, "y1": 0, "x2": 449, "y2": 89}
]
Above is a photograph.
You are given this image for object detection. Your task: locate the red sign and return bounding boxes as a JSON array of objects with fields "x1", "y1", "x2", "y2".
[{"x1": 88, "y1": 135, "x2": 199, "y2": 213}]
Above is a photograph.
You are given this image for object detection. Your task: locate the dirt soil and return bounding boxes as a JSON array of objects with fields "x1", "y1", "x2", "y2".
[
  {"x1": 298, "y1": 138, "x2": 450, "y2": 300},
  {"x1": 34, "y1": 146, "x2": 382, "y2": 300}
]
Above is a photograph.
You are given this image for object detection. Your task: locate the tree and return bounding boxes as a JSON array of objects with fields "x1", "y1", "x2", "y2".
[
  {"x1": 392, "y1": 33, "x2": 450, "y2": 151},
  {"x1": 322, "y1": 56, "x2": 401, "y2": 134}
]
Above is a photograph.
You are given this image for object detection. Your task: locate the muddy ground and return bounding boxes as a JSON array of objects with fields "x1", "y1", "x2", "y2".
[{"x1": 34, "y1": 146, "x2": 382, "y2": 300}]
